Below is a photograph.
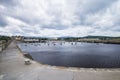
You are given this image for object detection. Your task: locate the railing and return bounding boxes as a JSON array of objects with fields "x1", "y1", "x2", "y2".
[{"x1": 0, "y1": 40, "x2": 11, "y2": 52}]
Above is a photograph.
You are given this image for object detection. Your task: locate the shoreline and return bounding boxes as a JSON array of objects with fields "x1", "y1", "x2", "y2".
[
  {"x1": 16, "y1": 41, "x2": 120, "y2": 70},
  {"x1": 77, "y1": 41, "x2": 120, "y2": 45}
]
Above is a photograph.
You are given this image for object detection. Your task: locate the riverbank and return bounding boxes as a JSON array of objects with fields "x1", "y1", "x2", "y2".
[
  {"x1": 77, "y1": 39, "x2": 120, "y2": 44},
  {"x1": 1, "y1": 41, "x2": 120, "y2": 80}
]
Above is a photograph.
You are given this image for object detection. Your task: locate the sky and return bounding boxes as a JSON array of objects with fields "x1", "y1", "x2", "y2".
[{"x1": 0, "y1": 0, "x2": 120, "y2": 37}]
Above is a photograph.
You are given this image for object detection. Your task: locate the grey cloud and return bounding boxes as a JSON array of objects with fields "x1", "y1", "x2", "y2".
[
  {"x1": 82, "y1": 0, "x2": 117, "y2": 13},
  {"x1": 112, "y1": 29, "x2": 120, "y2": 32},
  {"x1": 111, "y1": 29, "x2": 120, "y2": 32},
  {"x1": 3, "y1": 0, "x2": 117, "y2": 29},
  {"x1": 0, "y1": 0, "x2": 17, "y2": 6},
  {"x1": 42, "y1": 24, "x2": 69, "y2": 30},
  {"x1": 14, "y1": 17, "x2": 34, "y2": 25},
  {"x1": 0, "y1": 15, "x2": 7, "y2": 27},
  {"x1": 78, "y1": 0, "x2": 118, "y2": 25}
]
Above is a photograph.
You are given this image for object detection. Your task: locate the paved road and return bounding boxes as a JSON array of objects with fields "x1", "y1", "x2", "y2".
[{"x1": 0, "y1": 41, "x2": 120, "y2": 80}]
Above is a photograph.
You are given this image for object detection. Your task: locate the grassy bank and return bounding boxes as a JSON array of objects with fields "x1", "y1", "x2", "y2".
[{"x1": 78, "y1": 39, "x2": 120, "y2": 44}]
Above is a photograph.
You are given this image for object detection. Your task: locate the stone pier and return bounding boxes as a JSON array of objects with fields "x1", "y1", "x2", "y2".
[{"x1": 0, "y1": 41, "x2": 120, "y2": 80}]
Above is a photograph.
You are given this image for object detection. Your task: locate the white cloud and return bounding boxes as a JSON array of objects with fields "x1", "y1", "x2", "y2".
[
  {"x1": 0, "y1": 0, "x2": 120, "y2": 37},
  {"x1": 0, "y1": 4, "x2": 6, "y2": 10},
  {"x1": 86, "y1": 0, "x2": 120, "y2": 27}
]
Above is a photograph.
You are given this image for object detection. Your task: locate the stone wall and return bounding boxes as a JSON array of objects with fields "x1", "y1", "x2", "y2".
[{"x1": 0, "y1": 40, "x2": 11, "y2": 52}]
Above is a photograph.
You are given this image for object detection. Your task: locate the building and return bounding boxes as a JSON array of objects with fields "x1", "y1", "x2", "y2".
[{"x1": 23, "y1": 37, "x2": 39, "y2": 43}]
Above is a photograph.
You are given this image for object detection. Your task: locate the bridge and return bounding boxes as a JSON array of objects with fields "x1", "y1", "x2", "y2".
[{"x1": 0, "y1": 41, "x2": 120, "y2": 80}]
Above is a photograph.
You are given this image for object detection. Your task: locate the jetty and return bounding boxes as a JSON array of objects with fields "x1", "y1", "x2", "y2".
[{"x1": 0, "y1": 41, "x2": 120, "y2": 80}]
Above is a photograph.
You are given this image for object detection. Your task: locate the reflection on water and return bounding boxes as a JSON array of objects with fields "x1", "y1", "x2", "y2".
[{"x1": 18, "y1": 42, "x2": 120, "y2": 68}]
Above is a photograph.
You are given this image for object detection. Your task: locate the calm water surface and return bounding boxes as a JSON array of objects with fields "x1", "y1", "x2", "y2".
[{"x1": 18, "y1": 42, "x2": 120, "y2": 68}]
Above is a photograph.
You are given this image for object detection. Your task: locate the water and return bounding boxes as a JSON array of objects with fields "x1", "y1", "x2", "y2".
[{"x1": 18, "y1": 42, "x2": 120, "y2": 68}]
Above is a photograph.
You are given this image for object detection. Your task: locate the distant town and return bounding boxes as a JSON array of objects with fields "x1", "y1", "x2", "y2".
[{"x1": 0, "y1": 35, "x2": 120, "y2": 44}]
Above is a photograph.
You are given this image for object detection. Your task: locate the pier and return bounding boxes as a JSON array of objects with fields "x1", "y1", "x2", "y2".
[{"x1": 1, "y1": 41, "x2": 120, "y2": 80}]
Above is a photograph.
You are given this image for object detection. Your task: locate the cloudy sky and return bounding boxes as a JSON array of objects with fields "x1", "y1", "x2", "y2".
[{"x1": 0, "y1": 0, "x2": 120, "y2": 37}]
